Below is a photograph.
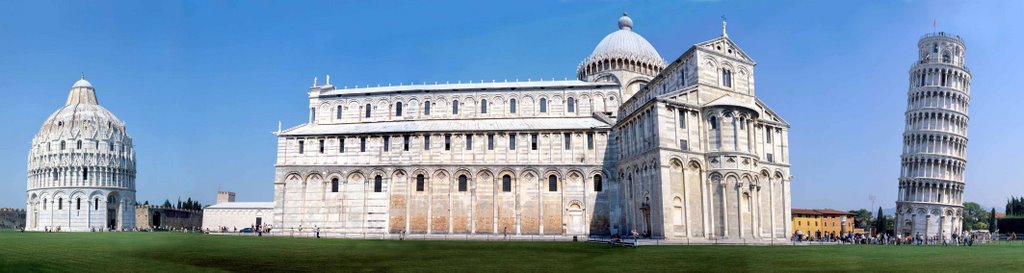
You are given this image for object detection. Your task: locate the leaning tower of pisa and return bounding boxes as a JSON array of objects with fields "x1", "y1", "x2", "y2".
[{"x1": 895, "y1": 32, "x2": 971, "y2": 239}]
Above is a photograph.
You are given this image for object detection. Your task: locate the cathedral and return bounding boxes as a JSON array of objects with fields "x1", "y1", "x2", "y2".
[
  {"x1": 272, "y1": 13, "x2": 792, "y2": 240},
  {"x1": 25, "y1": 77, "x2": 138, "y2": 231}
]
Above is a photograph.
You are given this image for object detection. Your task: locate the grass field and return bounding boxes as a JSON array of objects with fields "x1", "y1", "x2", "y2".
[{"x1": 0, "y1": 232, "x2": 1022, "y2": 272}]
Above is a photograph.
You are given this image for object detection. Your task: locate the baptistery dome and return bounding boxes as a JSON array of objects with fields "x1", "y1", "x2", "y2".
[
  {"x1": 578, "y1": 13, "x2": 666, "y2": 102},
  {"x1": 25, "y1": 76, "x2": 137, "y2": 232}
]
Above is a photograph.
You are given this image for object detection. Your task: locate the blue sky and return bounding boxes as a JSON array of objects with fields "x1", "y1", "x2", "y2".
[{"x1": 1, "y1": 1, "x2": 1021, "y2": 212}]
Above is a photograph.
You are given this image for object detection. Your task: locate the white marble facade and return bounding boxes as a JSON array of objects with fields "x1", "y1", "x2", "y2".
[
  {"x1": 273, "y1": 14, "x2": 792, "y2": 240},
  {"x1": 895, "y1": 32, "x2": 971, "y2": 239},
  {"x1": 25, "y1": 77, "x2": 137, "y2": 231}
]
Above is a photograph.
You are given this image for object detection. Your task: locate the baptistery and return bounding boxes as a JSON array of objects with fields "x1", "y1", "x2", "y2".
[{"x1": 25, "y1": 76, "x2": 137, "y2": 231}]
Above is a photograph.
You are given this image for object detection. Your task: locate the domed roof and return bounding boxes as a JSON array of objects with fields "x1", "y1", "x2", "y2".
[
  {"x1": 34, "y1": 77, "x2": 128, "y2": 143},
  {"x1": 584, "y1": 13, "x2": 665, "y2": 67}
]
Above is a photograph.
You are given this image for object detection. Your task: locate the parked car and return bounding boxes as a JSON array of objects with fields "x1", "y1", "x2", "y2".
[{"x1": 239, "y1": 227, "x2": 256, "y2": 234}]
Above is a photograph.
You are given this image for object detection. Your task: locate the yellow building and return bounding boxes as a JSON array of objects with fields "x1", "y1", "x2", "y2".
[{"x1": 791, "y1": 209, "x2": 855, "y2": 239}]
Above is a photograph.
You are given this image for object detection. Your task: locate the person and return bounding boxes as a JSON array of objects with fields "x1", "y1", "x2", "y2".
[
  {"x1": 631, "y1": 229, "x2": 639, "y2": 247},
  {"x1": 315, "y1": 226, "x2": 321, "y2": 238},
  {"x1": 503, "y1": 227, "x2": 508, "y2": 240}
]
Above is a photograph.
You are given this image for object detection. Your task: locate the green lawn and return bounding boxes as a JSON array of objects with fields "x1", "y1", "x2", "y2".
[{"x1": 0, "y1": 232, "x2": 1021, "y2": 272}]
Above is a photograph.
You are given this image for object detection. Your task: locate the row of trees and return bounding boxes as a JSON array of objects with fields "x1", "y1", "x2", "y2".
[
  {"x1": 1006, "y1": 196, "x2": 1024, "y2": 217},
  {"x1": 850, "y1": 202, "x2": 997, "y2": 235},
  {"x1": 141, "y1": 197, "x2": 203, "y2": 211}
]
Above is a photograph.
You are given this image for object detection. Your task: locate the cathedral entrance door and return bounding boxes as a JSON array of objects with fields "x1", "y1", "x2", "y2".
[{"x1": 567, "y1": 204, "x2": 584, "y2": 234}]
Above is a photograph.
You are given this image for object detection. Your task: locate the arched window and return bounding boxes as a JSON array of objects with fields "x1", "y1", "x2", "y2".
[
  {"x1": 458, "y1": 175, "x2": 468, "y2": 192},
  {"x1": 331, "y1": 178, "x2": 339, "y2": 193},
  {"x1": 540, "y1": 98, "x2": 548, "y2": 113},
  {"x1": 94, "y1": 198, "x2": 99, "y2": 210},
  {"x1": 373, "y1": 175, "x2": 383, "y2": 193},
  {"x1": 502, "y1": 175, "x2": 512, "y2": 192},
  {"x1": 43, "y1": 199, "x2": 47, "y2": 210},
  {"x1": 365, "y1": 104, "x2": 372, "y2": 118},
  {"x1": 395, "y1": 102, "x2": 403, "y2": 116},
  {"x1": 710, "y1": 116, "x2": 719, "y2": 129},
  {"x1": 60, "y1": 141, "x2": 65, "y2": 150},
  {"x1": 567, "y1": 97, "x2": 575, "y2": 113},
  {"x1": 593, "y1": 174, "x2": 603, "y2": 192},
  {"x1": 722, "y1": 69, "x2": 732, "y2": 87},
  {"x1": 452, "y1": 100, "x2": 459, "y2": 114},
  {"x1": 548, "y1": 175, "x2": 558, "y2": 192},
  {"x1": 942, "y1": 54, "x2": 951, "y2": 63},
  {"x1": 83, "y1": 168, "x2": 88, "y2": 180},
  {"x1": 424, "y1": 101, "x2": 431, "y2": 115},
  {"x1": 416, "y1": 174, "x2": 425, "y2": 192},
  {"x1": 336, "y1": 105, "x2": 343, "y2": 119},
  {"x1": 481, "y1": 99, "x2": 488, "y2": 114},
  {"x1": 53, "y1": 170, "x2": 58, "y2": 181},
  {"x1": 58, "y1": 198, "x2": 63, "y2": 210},
  {"x1": 76, "y1": 198, "x2": 81, "y2": 210},
  {"x1": 77, "y1": 140, "x2": 82, "y2": 149},
  {"x1": 509, "y1": 99, "x2": 517, "y2": 113}
]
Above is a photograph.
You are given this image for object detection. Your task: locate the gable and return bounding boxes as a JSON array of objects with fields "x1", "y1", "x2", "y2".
[{"x1": 696, "y1": 36, "x2": 755, "y2": 64}]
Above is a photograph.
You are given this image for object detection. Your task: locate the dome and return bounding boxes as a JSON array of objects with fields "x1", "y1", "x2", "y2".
[
  {"x1": 35, "y1": 77, "x2": 127, "y2": 142},
  {"x1": 73, "y1": 78, "x2": 92, "y2": 88},
  {"x1": 584, "y1": 13, "x2": 665, "y2": 67}
]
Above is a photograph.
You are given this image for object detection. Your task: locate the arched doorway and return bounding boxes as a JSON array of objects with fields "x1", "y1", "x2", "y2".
[
  {"x1": 567, "y1": 202, "x2": 585, "y2": 235},
  {"x1": 107, "y1": 193, "x2": 120, "y2": 230},
  {"x1": 152, "y1": 212, "x2": 161, "y2": 228}
]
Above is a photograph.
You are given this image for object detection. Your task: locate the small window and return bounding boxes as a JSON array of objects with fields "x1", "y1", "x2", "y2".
[
  {"x1": 94, "y1": 198, "x2": 98, "y2": 210},
  {"x1": 766, "y1": 127, "x2": 773, "y2": 143},
  {"x1": 587, "y1": 133, "x2": 594, "y2": 150},
  {"x1": 767, "y1": 153, "x2": 774, "y2": 163},
  {"x1": 416, "y1": 175, "x2": 425, "y2": 191},
  {"x1": 360, "y1": 137, "x2": 367, "y2": 152},
  {"x1": 310, "y1": 107, "x2": 316, "y2": 122},
  {"x1": 710, "y1": 116, "x2": 719, "y2": 130},
  {"x1": 76, "y1": 198, "x2": 81, "y2": 210},
  {"x1": 722, "y1": 69, "x2": 732, "y2": 87},
  {"x1": 933, "y1": 43, "x2": 938, "y2": 53},
  {"x1": 61, "y1": 141, "x2": 65, "y2": 150},
  {"x1": 374, "y1": 175, "x2": 383, "y2": 192},
  {"x1": 331, "y1": 178, "x2": 339, "y2": 192},
  {"x1": 539, "y1": 98, "x2": 548, "y2": 113},
  {"x1": 567, "y1": 97, "x2": 575, "y2": 113},
  {"x1": 564, "y1": 133, "x2": 571, "y2": 150},
  {"x1": 319, "y1": 139, "x2": 325, "y2": 153},
  {"x1": 83, "y1": 168, "x2": 88, "y2": 180},
  {"x1": 403, "y1": 135, "x2": 410, "y2": 151},
  {"x1": 502, "y1": 175, "x2": 512, "y2": 192},
  {"x1": 510, "y1": 99, "x2": 517, "y2": 113},
  {"x1": 396, "y1": 102, "x2": 403, "y2": 117},
  {"x1": 593, "y1": 175, "x2": 603, "y2": 192},
  {"x1": 383, "y1": 136, "x2": 390, "y2": 151},
  {"x1": 452, "y1": 100, "x2": 459, "y2": 115},
  {"x1": 43, "y1": 199, "x2": 47, "y2": 210},
  {"x1": 679, "y1": 139, "x2": 688, "y2": 151},
  {"x1": 298, "y1": 140, "x2": 305, "y2": 154},
  {"x1": 548, "y1": 175, "x2": 558, "y2": 192},
  {"x1": 336, "y1": 105, "x2": 343, "y2": 119},
  {"x1": 942, "y1": 54, "x2": 951, "y2": 63},
  {"x1": 77, "y1": 140, "x2": 82, "y2": 149},
  {"x1": 487, "y1": 134, "x2": 494, "y2": 150},
  {"x1": 424, "y1": 101, "x2": 431, "y2": 115},
  {"x1": 466, "y1": 135, "x2": 473, "y2": 150},
  {"x1": 58, "y1": 198, "x2": 63, "y2": 210},
  {"x1": 339, "y1": 137, "x2": 345, "y2": 153},
  {"x1": 509, "y1": 134, "x2": 517, "y2": 150},
  {"x1": 444, "y1": 134, "x2": 451, "y2": 150},
  {"x1": 481, "y1": 99, "x2": 488, "y2": 114},
  {"x1": 424, "y1": 135, "x2": 431, "y2": 150},
  {"x1": 531, "y1": 133, "x2": 539, "y2": 150},
  {"x1": 679, "y1": 110, "x2": 686, "y2": 129},
  {"x1": 365, "y1": 104, "x2": 372, "y2": 118},
  {"x1": 458, "y1": 175, "x2": 468, "y2": 192}
]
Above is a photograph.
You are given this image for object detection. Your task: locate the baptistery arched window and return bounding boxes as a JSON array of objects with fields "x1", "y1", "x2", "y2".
[
  {"x1": 567, "y1": 97, "x2": 575, "y2": 113},
  {"x1": 331, "y1": 178, "x2": 339, "y2": 193},
  {"x1": 83, "y1": 168, "x2": 88, "y2": 180},
  {"x1": 76, "y1": 198, "x2": 81, "y2": 210},
  {"x1": 374, "y1": 175, "x2": 383, "y2": 192},
  {"x1": 540, "y1": 98, "x2": 548, "y2": 113},
  {"x1": 43, "y1": 199, "x2": 47, "y2": 210},
  {"x1": 94, "y1": 198, "x2": 99, "y2": 210},
  {"x1": 416, "y1": 174, "x2": 425, "y2": 192},
  {"x1": 452, "y1": 100, "x2": 459, "y2": 114},
  {"x1": 77, "y1": 140, "x2": 82, "y2": 149},
  {"x1": 424, "y1": 101, "x2": 431, "y2": 115},
  {"x1": 481, "y1": 99, "x2": 488, "y2": 114},
  {"x1": 365, "y1": 104, "x2": 372, "y2": 118},
  {"x1": 61, "y1": 141, "x2": 65, "y2": 150},
  {"x1": 395, "y1": 102, "x2": 403, "y2": 117},
  {"x1": 336, "y1": 105, "x2": 343, "y2": 119},
  {"x1": 502, "y1": 175, "x2": 512, "y2": 192},
  {"x1": 509, "y1": 99, "x2": 517, "y2": 113},
  {"x1": 58, "y1": 198, "x2": 63, "y2": 210},
  {"x1": 548, "y1": 175, "x2": 558, "y2": 192},
  {"x1": 458, "y1": 175, "x2": 468, "y2": 192}
]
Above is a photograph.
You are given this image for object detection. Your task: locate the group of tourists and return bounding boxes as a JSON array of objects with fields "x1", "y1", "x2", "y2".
[{"x1": 792, "y1": 230, "x2": 984, "y2": 246}]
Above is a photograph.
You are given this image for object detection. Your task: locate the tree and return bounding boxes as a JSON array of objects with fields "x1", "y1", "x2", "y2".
[
  {"x1": 850, "y1": 209, "x2": 873, "y2": 229},
  {"x1": 143, "y1": 200, "x2": 149, "y2": 206},
  {"x1": 161, "y1": 199, "x2": 172, "y2": 208},
  {"x1": 990, "y1": 207, "x2": 998, "y2": 233},
  {"x1": 1006, "y1": 196, "x2": 1024, "y2": 217},
  {"x1": 962, "y1": 202, "x2": 989, "y2": 231},
  {"x1": 875, "y1": 207, "x2": 886, "y2": 236}
]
